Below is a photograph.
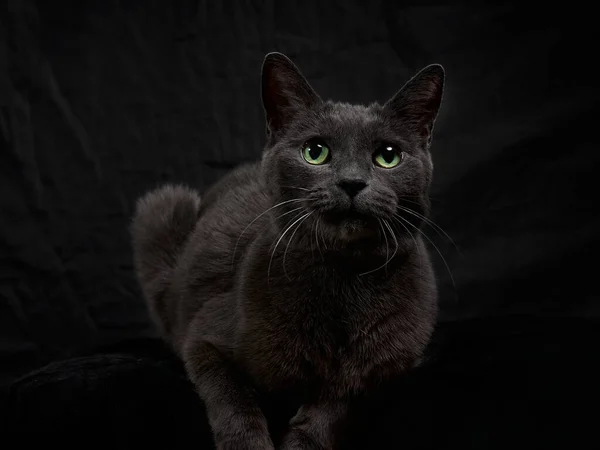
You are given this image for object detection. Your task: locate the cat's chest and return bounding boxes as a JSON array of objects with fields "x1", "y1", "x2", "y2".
[
  {"x1": 236, "y1": 242, "x2": 434, "y2": 395},
  {"x1": 238, "y1": 276, "x2": 410, "y2": 394}
]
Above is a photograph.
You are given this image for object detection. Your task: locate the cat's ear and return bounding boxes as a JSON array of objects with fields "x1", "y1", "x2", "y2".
[
  {"x1": 383, "y1": 64, "x2": 445, "y2": 147},
  {"x1": 261, "y1": 52, "x2": 321, "y2": 136}
]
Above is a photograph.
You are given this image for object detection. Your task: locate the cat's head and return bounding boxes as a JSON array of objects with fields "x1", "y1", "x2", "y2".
[{"x1": 260, "y1": 52, "x2": 444, "y2": 255}]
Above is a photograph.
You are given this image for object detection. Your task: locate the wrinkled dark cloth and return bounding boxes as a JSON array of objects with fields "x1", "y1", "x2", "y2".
[
  {"x1": 0, "y1": 0, "x2": 599, "y2": 426},
  {"x1": 5, "y1": 317, "x2": 599, "y2": 447}
]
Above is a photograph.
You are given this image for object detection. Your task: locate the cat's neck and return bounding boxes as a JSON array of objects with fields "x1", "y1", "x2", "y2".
[{"x1": 261, "y1": 226, "x2": 415, "y2": 281}]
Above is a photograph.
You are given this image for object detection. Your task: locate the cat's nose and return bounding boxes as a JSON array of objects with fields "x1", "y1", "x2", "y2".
[{"x1": 337, "y1": 179, "x2": 368, "y2": 198}]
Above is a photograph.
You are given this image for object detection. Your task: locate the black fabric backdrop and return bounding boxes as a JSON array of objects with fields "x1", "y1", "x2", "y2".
[{"x1": 1, "y1": 0, "x2": 599, "y2": 441}]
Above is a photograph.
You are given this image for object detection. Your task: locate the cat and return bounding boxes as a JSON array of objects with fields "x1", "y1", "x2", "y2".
[{"x1": 131, "y1": 52, "x2": 444, "y2": 450}]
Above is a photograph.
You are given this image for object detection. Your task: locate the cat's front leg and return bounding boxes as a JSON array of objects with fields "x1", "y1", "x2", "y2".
[
  {"x1": 183, "y1": 338, "x2": 274, "y2": 450},
  {"x1": 278, "y1": 400, "x2": 349, "y2": 450}
]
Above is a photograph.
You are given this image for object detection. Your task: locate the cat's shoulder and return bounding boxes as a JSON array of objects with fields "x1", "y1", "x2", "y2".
[
  {"x1": 208, "y1": 161, "x2": 262, "y2": 192},
  {"x1": 201, "y1": 162, "x2": 264, "y2": 210}
]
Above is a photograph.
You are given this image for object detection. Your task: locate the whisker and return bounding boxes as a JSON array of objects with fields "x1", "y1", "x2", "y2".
[
  {"x1": 398, "y1": 197, "x2": 425, "y2": 207},
  {"x1": 314, "y1": 215, "x2": 324, "y2": 261},
  {"x1": 274, "y1": 206, "x2": 305, "y2": 221},
  {"x1": 309, "y1": 216, "x2": 316, "y2": 256},
  {"x1": 359, "y1": 218, "x2": 394, "y2": 277},
  {"x1": 398, "y1": 194, "x2": 443, "y2": 203},
  {"x1": 318, "y1": 215, "x2": 328, "y2": 250},
  {"x1": 267, "y1": 209, "x2": 306, "y2": 279},
  {"x1": 394, "y1": 213, "x2": 457, "y2": 294},
  {"x1": 391, "y1": 215, "x2": 419, "y2": 251},
  {"x1": 380, "y1": 219, "x2": 400, "y2": 273},
  {"x1": 390, "y1": 215, "x2": 427, "y2": 283},
  {"x1": 273, "y1": 207, "x2": 306, "y2": 249},
  {"x1": 282, "y1": 211, "x2": 313, "y2": 280},
  {"x1": 281, "y1": 186, "x2": 311, "y2": 192},
  {"x1": 384, "y1": 219, "x2": 399, "y2": 262},
  {"x1": 231, "y1": 198, "x2": 305, "y2": 268},
  {"x1": 380, "y1": 219, "x2": 390, "y2": 275},
  {"x1": 268, "y1": 211, "x2": 312, "y2": 282},
  {"x1": 397, "y1": 205, "x2": 460, "y2": 254}
]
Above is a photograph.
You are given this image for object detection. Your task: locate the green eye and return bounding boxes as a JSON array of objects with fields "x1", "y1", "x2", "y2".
[
  {"x1": 374, "y1": 145, "x2": 403, "y2": 168},
  {"x1": 302, "y1": 140, "x2": 330, "y2": 165}
]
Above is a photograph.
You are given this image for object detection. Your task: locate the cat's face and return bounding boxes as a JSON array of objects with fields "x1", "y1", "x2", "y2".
[{"x1": 260, "y1": 53, "x2": 444, "y2": 253}]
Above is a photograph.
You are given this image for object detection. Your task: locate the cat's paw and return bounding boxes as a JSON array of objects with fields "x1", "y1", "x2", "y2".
[
  {"x1": 215, "y1": 430, "x2": 275, "y2": 450},
  {"x1": 278, "y1": 428, "x2": 327, "y2": 450}
]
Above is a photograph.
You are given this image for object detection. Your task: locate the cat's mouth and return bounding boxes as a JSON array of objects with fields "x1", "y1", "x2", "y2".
[{"x1": 321, "y1": 210, "x2": 378, "y2": 241}]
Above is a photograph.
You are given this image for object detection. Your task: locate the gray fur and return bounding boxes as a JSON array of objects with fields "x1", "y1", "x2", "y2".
[{"x1": 131, "y1": 52, "x2": 445, "y2": 449}]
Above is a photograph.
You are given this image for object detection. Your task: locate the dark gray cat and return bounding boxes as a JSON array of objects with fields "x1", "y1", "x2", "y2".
[{"x1": 131, "y1": 52, "x2": 444, "y2": 449}]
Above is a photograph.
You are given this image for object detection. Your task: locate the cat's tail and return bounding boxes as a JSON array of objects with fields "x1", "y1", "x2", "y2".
[{"x1": 131, "y1": 184, "x2": 201, "y2": 310}]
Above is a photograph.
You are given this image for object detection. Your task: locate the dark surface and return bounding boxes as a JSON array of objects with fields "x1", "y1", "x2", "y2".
[
  {"x1": 1, "y1": 0, "x2": 599, "y2": 443},
  {"x1": 6, "y1": 317, "x2": 598, "y2": 447}
]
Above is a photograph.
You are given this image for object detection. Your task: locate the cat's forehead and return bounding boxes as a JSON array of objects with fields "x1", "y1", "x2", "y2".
[
  {"x1": 304, "y1": 101, "x2": 396, "y2": 143},
  {"x1": 320, "y1": 102, "x2": 382, "y2": 128},
  {"x1": 286, "y1": 101, "x2": 395, "y2": 143}
]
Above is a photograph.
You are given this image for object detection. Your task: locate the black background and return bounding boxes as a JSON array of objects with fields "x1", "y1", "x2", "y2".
[{"x1": 1, "y1": 0, "x2": 599, "y2": 444}]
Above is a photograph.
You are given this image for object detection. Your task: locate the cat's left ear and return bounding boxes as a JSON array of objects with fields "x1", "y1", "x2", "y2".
[
  {"x1": 383, "y1": 64, "x2": 445, "y2": 147},
  {"x1": 262, "y1": 52, "x2": 322, "y2": 137}
]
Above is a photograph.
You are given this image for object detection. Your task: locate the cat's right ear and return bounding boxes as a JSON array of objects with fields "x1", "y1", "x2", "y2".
[{"x1": 261, "y1": 52, "x2": 321, "y2": 137}]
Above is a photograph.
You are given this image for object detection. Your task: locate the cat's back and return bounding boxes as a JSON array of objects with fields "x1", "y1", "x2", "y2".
[
  {"x1": 199, "y1": 162, "x2": 265, "y2": 217},
  {"x1": 184, "y1": 161, "x2": 269, "y2": 266},
  {"x1": 170, "y1": 162, "x2": 270, "y2": 333}
]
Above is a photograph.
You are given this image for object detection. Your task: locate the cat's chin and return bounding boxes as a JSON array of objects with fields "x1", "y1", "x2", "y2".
[
  {"x1": 321, "y1": 211, "x2": 378, "y2": 243},
  {"x1": 337, "y1": 220, "x2": 377, "y2": 242}
]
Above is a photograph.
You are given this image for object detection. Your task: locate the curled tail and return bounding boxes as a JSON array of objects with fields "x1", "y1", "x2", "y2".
[{"x1": 131, "y1": 184, "x2": 201, "y2": 328}]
